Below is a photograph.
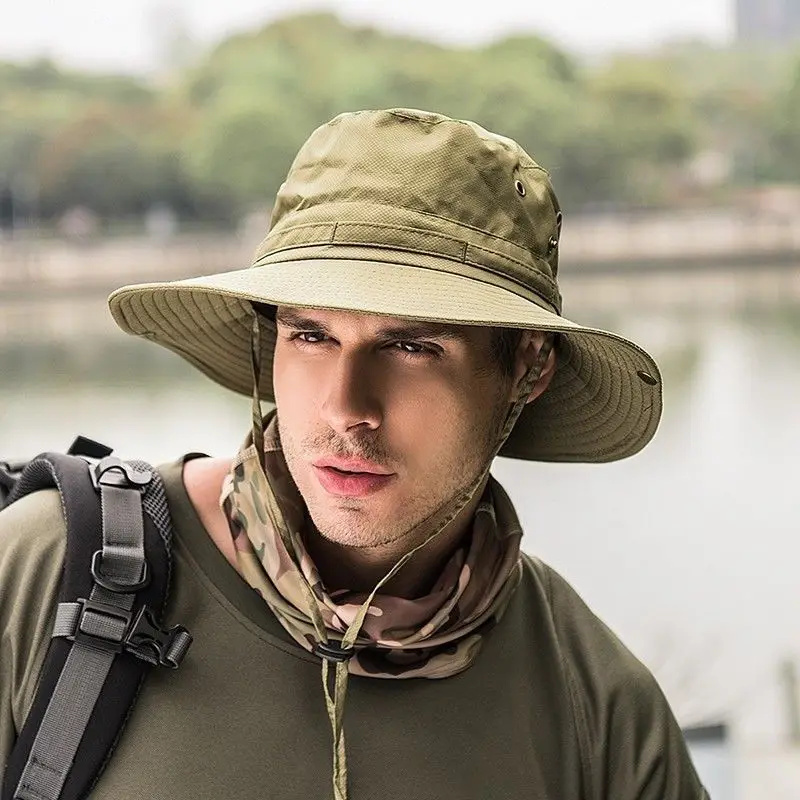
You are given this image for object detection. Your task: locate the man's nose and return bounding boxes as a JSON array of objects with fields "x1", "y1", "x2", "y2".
[{"x1": 319, "y1": 352, "x2": 382, "y2": 434}]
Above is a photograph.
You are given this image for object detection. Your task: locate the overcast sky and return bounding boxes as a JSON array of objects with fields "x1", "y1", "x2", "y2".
[{"x1": 1, "y1": 0, "x2": 734, "y2": 73}]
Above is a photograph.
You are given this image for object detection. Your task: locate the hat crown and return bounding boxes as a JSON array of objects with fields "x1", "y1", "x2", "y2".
[{"x1": 259, "y1": 108, "x2": 563, "y2": 311}]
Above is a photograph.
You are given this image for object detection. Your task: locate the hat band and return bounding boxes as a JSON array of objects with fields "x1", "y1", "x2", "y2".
[
  {"x1": 253, "y1": 203, "x2": 562, "y2": 312},
  {"x1": 251, "y1": 245, "x2": 562, "y2": 318}
]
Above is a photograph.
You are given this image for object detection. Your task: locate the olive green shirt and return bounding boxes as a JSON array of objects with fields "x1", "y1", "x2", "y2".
[{"x1": 0, "y1": 459, "x2": 707, "y2": 799}]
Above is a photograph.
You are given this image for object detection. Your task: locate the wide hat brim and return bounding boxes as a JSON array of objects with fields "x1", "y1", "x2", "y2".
[{"x1": 108, "y1": 251, "x2": 662, "y2": 463}]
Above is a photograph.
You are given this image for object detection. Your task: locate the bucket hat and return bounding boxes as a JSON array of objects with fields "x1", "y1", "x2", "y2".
[{"x1": 108, "y1": 108, "x2": 662, "y2": 462}]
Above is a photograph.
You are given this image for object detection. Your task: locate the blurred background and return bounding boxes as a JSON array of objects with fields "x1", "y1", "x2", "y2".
[{"x1": 1, "y1": 1, "x2": 799, "y2": 796}]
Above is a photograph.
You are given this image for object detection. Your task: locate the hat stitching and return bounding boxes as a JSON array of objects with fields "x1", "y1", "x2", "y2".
[
  {"x1": 544, "y1": 351, "x2": 654, "y2": 448},
  {"x1": 253, "y1": 222, "x2": 336, "y2": 259},
  {"x1": 170, "y1": 290, "x2": 244, "y2": 353},
  {"x1": 463, "y1": 243, "x2": 559, "y2": 292}
]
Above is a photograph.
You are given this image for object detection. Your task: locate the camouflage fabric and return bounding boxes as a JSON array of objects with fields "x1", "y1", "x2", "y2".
[{"x1": 219, "y1": 412, "x2": 525, "y2": 681}]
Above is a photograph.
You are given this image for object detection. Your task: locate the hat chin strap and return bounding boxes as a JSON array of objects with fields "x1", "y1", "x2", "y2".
[
  {"x1": 250, "y1": 312, "x2": 267, "y2": 471},
  {"x1": 248, "y1": 308, "x2": 554, "y2": 800}
]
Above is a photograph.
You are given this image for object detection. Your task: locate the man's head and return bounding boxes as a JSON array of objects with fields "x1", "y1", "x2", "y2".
[{"x1": 272, "y1": 306, "x2": 556, "y2": 549}]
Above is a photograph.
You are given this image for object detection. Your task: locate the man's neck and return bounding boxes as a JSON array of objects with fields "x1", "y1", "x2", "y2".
[
  {"x1": 302, "y1": 486, "x2": 486, "y2": 599},
  {"x1": 183, "y1": 456, "x2": 487, "y2": 600}
]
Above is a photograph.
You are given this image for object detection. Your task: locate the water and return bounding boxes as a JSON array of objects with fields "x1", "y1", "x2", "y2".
[{"x1": 2, "y1": 298, "x2": 799, "y2": 755}]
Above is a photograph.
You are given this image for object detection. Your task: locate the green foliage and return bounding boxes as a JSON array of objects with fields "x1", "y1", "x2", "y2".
[
  {"x1": 0, "y1": 58, "x2": 152, "y2": 102},
  {"x1": 757, "y1": 52, "x2": 800, "y2": 181},
  {"x1": 1, "y1": 14, "x2": 797, "y2": 225}
]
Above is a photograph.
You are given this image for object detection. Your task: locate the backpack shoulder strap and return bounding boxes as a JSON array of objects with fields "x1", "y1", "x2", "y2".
[{"x1": 2, "y1": 453, "x2": 192, "y2": 800}]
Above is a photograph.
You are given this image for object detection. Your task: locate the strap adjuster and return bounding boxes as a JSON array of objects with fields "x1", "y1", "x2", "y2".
[
  {"x1": 73, "y1": 597, "x2": 133, "y2": 655},
  {"x1": 90, "y1": 456, "x2": 152, "y2": 490},
  {"x1": 312, "y1": 641, "x2": 355, "y2": 663},
  {"x1": 90, "y1": 549, "x2": 150, "y2": 592}
]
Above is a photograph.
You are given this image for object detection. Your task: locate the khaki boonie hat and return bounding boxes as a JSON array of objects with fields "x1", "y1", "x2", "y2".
[{"x1": 109, "y1": 108, "x2": 662, "y2": 462}]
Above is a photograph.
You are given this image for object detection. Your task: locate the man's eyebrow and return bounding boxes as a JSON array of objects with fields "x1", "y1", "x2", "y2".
[
  {"x1": 274, "y1": 309, "x2": 329, "y2": 332},
  {"x1": 274, "y1": 310, "x2": 471, "y2": 343},
  {"x1": 374, "y1": 322, "x2": 471, "y2": 343}
]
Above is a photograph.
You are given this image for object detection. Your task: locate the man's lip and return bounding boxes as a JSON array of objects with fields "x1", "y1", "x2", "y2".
[
  {"x1": 312, "y1": 457, "x2": 393, "y2": 476},
  {"x1": 313, "y1": 465, "x2": 395, "y2": 497}
]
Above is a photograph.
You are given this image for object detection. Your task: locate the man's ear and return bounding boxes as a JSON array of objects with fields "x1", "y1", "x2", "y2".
[{"x1": 511, "y1": 332, "x2": 557, "y2": 404}]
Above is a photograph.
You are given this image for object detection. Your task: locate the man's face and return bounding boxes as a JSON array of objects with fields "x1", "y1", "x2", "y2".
[{"x1": 272, "y1": 306, "x2": 514, "y2": 550}]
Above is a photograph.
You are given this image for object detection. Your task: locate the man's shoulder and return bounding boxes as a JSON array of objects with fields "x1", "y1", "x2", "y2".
[
  {"x1": 519, "y1": 552, "x2": 686, "y2": 743},
  {"x1": 0, "y1": 486, "x2": 66, "y2": 563},
  {"x1": 0, "y1": 488, "x2": 67, "y2": 757},
  {"x1": 518, "y1": 557, "x2": 707, "y2": 797},
  {"x1": 0, "y1": 486, "x2": 69, "y2": 639},
  {"x1": 519, "y1": 552, "x2": 661, "y2": 696}
]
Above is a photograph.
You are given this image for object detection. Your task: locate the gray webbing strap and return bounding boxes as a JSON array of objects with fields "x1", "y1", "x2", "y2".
[
  {"x1": 13, "y1": 466, "x2": 147, "y2": 800},
  {"x1": 13, "y1": 645, "x2": 118, "y2": 800},
  {"x1": 51, "y1": 605, "x2": 80, "y2": 639},
  {"x1": 96, "y1": 483, "x2": 146, "y2": 586}
]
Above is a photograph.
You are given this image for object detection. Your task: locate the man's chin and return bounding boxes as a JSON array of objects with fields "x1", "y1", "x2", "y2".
[{"x1": 308, "y1": 504, "x2": 412, "y2": 550}]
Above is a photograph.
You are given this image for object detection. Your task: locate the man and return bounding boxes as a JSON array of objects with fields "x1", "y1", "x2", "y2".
[{"x1": 0, "y1": 108, "x2": 707, "y2": 799}]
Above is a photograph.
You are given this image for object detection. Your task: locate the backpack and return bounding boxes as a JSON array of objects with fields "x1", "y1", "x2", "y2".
[{"x1": 0, "y1": 437, "x2": 193, "y2": 800}]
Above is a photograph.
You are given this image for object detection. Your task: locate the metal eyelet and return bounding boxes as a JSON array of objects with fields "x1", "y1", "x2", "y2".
[
  {"x1": 514, "y1": 179, "x2": 526, "y2": 197},
  {"x1": 637, "y1": 370, "x2": 658, "y2": 386}
]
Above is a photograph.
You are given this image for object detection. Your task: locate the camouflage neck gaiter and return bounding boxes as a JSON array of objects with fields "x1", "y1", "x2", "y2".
[{"x1": 220, "y1": 412, "x2": 524, "y2": 679}]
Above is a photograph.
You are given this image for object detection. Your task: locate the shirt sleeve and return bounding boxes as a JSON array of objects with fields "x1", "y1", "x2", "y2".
[
  {"x1": 544, "y1": 564, "x2": 710, "y2": 800},
  {"x1": 0, "y1": 489, "x2": 65, "y2": 769}
]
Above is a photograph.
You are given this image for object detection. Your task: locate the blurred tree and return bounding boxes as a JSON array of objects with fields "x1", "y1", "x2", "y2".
[
  {"x1": 0, "y1": 184, "x2": 14, "y2": 233},
  {"x1": 760, "y1": 53, "x2": 800, "y2": 181},
  {"x1": 632, "y1": 41, "x2": 787, "y2": 189},
  {"x1": 182, "y1": 94, "x2": 305, "y2": 209},
  {"x1": 1, "y1": 13, "x2": 797, "y2": 224},
  {"x1": 37, "y1": 111, "x2": 161, "y2": 218},
  {"x1": 580, "y1": 57, "x2": 698, "y2": 206}
]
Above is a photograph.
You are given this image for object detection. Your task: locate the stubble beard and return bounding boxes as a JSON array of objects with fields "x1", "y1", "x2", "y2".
[{"x1": 277, "y1": 395, "x2": 509, "y2": 551}]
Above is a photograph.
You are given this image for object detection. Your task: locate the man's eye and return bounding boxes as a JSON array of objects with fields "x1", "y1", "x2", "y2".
[
  {"x1": 295, "y1": 331, "x2": 327, "y2": 344},
  {"x1": 392, "y1": 341, "x2": 436, "y2": 356}
]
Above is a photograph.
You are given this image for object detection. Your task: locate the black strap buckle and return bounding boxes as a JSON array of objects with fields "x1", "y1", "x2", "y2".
[
  {"x1": 125, "y1": 606, "x2": 193, "y2": 669},
  {"x1": 312, "y1": 641, "x2": 355, "y2": 663}
]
